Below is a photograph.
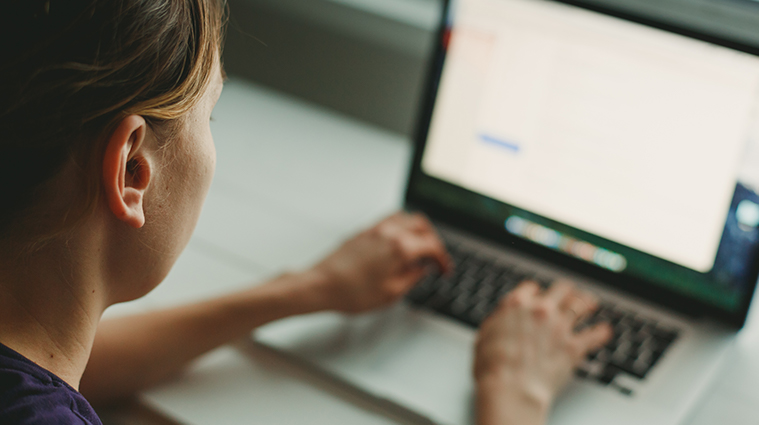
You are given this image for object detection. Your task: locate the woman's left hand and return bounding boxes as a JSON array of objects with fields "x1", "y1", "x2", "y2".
[{"x1": 307, "y1": 212, "x2": 452, "y2": 314}]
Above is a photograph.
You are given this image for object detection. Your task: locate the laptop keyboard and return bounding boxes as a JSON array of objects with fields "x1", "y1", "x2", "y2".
[{"x1": 406, "y1": 240, "x2": 680, "y2": 395}]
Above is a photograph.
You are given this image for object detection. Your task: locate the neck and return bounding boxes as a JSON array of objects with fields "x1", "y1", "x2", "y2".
[{"x1": 0, "y1": 229, "x2": 108, "y2": 390}]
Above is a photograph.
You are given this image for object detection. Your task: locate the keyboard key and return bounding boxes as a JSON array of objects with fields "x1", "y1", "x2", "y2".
[
  {"x1": 598, "y1": 364, "x2": 621, "y2": 385},
  {"x1": 450, "y1": 297, "x2": 470, "y2": 316}
]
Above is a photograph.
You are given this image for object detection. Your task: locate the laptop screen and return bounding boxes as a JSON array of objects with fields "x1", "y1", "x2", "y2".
[{"x1": 412, "y1": 0, "x2": 759, "y2": 314}]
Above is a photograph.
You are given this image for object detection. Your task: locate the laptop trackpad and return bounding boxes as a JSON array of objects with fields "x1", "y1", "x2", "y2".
[{"x1": 255, "y1": 303, "x2": 476, "y2": 425}]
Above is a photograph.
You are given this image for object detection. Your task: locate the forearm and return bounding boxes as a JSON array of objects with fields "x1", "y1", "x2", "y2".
[{"x1": 81, "y1": 270, "x2": 330, "y2": 405}]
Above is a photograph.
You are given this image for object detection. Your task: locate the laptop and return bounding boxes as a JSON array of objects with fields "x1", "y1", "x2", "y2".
[{"x1": 256, "y1": 0, "x2": 759, "y2": 423}]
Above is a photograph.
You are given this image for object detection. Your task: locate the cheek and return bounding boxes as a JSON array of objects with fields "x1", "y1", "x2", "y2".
[
  {"x1": 185, "y1": 129, "x2": 216, "y2": 222},
  {"x1": 148, "y1": 136, "x2": 214, "y2": 277},
  {"x1": 152, "y1": 129, "x2": 216, "y2": 240},
  {"x1": 204, "y1": 134, "x2": 217, "y2": 186},
  {"x1": 193, "y1": 130, "x2": 216, "y2": 204},
  {"x1": 173, "y1": 120, "x2": 215, "y2": 193}
]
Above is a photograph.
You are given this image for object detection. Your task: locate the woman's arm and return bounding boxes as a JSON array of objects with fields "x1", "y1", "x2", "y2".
[
  {"x1": 80, "y1": 212, "x2": 451, "y2": 405},
  {"x1": 81, "y1": 271, "x2": 329, "y2": 404}
]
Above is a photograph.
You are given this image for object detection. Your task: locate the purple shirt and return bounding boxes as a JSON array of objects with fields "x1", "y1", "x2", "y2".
[{"x1": 0, "y1": 343, "x2": 102, "y2": 424}]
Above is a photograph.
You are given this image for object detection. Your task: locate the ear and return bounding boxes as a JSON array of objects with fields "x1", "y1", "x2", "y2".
[{"x1": 103, "y1": 115, "x2": 152, "y2": 229}]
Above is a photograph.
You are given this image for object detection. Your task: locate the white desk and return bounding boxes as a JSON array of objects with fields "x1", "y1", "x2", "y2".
[{"x1": 105, "y1": 78, "x2": 759, "y2": 425}]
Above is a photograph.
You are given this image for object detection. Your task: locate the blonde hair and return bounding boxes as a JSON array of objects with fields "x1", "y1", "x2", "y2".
[{"x1": 0, "y1": 0, "x2": 227, "y2": 250}]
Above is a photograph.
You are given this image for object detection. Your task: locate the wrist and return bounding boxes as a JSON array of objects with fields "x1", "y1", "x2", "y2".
[
  {"x1": 476, "y1": 374, "x2": 551, "y2": 425},
  {"x1": 270, "y1": 268, "x2": 336, "y2": 314},
  {"x1": 219, "y1": 269, "x2": 335, "y2": 330}
]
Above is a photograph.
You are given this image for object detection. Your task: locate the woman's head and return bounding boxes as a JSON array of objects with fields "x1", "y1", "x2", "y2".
[{"x1": 0, "y1": 0, "x2": 226, "y2": 301}]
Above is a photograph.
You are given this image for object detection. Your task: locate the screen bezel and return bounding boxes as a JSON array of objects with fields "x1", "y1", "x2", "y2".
[{"x1": 405, "y1": 0, "x2": 759, "y2": 329}]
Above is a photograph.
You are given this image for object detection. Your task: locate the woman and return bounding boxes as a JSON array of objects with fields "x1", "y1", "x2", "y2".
[{"x1": 0, "y1": 1, "x2": 611, "y2": 424}]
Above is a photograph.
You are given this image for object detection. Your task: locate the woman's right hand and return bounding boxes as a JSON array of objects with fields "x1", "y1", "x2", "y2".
[{"x1": 474, "y1": 280, "x2": 612, "y2": 425}]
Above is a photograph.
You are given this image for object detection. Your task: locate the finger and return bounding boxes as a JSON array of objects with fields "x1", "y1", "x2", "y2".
[
  {"x1": 377, "y1": 214, "x2": 432, "y2": 242},
  {"x1": 544, "y1": 280, "x2": 575, "y2": 309},
  {"x1": 385, "y1": 211, "x2": 411, "y2": 227},
  {"x1": 396, "y1": 232, "x2": 452, "y2": 274},
  {"x1": 386, "y1": 267, "x2": 429, "y2": 299},
  {"x1": 576, "y1": 290, "x2": 600, "y2": 312},
  {"x1": 402, "y1": 212, "x2": 434, "y2": 234},
  {"x1": 484, "y1": 281, "x2": 539, "y2": 341},
  {"x1": 575, "y1": 322, "x2": 613, "y2": 354},
  {"x1": 378, "y1": 213, "x2": 452, "y2": 273},
  {"x1": 370, "y1": 213, "x2": 405, "y2": 237},
  {"x1": 374, "y1": 218, "x2": 451, "y2": 274},
  {"x1": 417, "y1": 231, "x2": 453, "y2": 274},
  {"x1": 500, "y1": 280, "x2": 541, "y2": 310},
  {"x1": 410, "y1": 218, "x2": 452, "y2": 274},
  {"x1": 518, "y1": 282, "x2": 535, "y2": 351},
  {"x1": 396, "y1": 214, "x2": 447, "y2": 259},
  {"x1": 561, "y1": 291, "x2": 599, "y2": 323}
]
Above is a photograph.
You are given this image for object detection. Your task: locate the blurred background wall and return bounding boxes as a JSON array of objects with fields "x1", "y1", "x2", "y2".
[
  {"x1": 223, "y1": 0, "x2": 442, "y2": 136},
  {"x1": 223, "y1": 0, "x2": 759, "y2": 138}
]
